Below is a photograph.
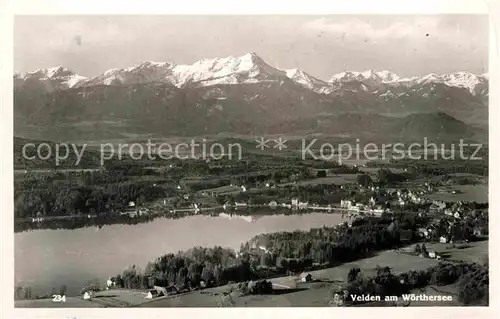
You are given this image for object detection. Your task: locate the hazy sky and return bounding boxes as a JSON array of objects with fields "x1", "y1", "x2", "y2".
[{"x1": 14, "y1": 15, "x2": 488, "y2": 80}]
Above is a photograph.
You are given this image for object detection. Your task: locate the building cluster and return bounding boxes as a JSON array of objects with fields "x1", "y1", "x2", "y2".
[
  {"x1": 389, "y1": 189, "x2": 426, "y2": 206},
  {"x1": 340, "y1": 199, "x2": 384, "y2": 216},
  {"x1": 120, "y1": 201, "x2": 150, "y2": 217}
]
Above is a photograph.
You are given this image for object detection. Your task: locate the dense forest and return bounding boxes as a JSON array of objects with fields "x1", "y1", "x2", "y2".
[{"x1": 241, "y1": 213, "x2": 429, "y2": 269}]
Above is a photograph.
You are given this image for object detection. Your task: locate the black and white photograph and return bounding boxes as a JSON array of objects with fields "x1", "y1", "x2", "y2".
[{"x1": 3, "y1": 2, "x2": 494, "y2": 315}]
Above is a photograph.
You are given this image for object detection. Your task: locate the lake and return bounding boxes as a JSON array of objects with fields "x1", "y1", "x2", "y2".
[{"x1": 15, "y1": 212, "x2": 345, "y2": 297}]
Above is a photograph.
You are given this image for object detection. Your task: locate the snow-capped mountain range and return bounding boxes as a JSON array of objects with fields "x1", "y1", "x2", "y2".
[
  {"x1": 13, "y1": 52, "x2": 488, "y2": 141},
  {"x1": 14, "y1": 52, "x2": 488, "y2": 96}
]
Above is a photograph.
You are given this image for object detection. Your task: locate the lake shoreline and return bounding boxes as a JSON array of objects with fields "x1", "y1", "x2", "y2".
[{"x1": 15, "y1": 212, "x2": 349, "y2": 297}]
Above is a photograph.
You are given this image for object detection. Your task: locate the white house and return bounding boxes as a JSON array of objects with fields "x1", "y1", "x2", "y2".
[
  {"x1": 234, "y1": 201, "x2": 248, "y2": 207},
  {"x1": 418, "y1": 228, "x2": 429, "y2": 238},
  {"x1": 300, "y1": 273, "x2": 313, "y2": 282},
  {"x1": 128, "y1": 201, "x2": 136, "y2": 207},
  {"x1": 291, "y1": 198, "x2": 299, "y2": 207},
  {"x1": 428, "y1": 251, "x2": 437, "y2": 259},
  {"x1": 368, "y1": 197, "x2": 376, "y2": 207},
  {"x1": 444, "y1": 209, "x2": 453, "y2": 216},
  {"x1": 454, "y1": 212, "x2": 461, "y2": 219},
  {"x1": 332, "y1": 293, "x2": 345, "y2": 306},
  {"x1": 348, "y1": 206, "x2": 360, "y2": 212},
  {"x1": 145, "y1": 290, "x2": 159, "y2": 299},
  {"x1": 371, "y1": 208, "x2": 384, "y2": 216},
  {"x1": 83, "y1": 291, "x2": 92, "y2": 300},
  {"x1": 298, "y1": 201, "x2": 309, "y2": 209},
  {"x1": 340, "y1": 200, "x2": 353, "y2": 209},
  {"x1": 106, "y1": 278, "x2": 115, "y2": 289},
  {"x1": 268, "y1": 200, "x2": 278, "y2": 208},
  {"x1": 439, "y1": 236, "x2": 448, "y2": 243},
  {"x1": 241, "y1": 185, "x2": 247, "y2": 192},
  {"x1": 177, "y1": 185, "x2": 181, "y2": 190}
]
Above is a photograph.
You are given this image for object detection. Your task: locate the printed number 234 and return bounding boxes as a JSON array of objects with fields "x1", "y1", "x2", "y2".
[{"x1": 52, "y1": 294, "x2": 66, "y2": 302}]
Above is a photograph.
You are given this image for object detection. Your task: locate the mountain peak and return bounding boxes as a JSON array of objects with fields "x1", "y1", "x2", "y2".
[
  {"x1": 242, "y1": 52, "x2": 259, "y2": 58},
  {"x1": 46, "y1": 66, "x2": 70, "y2": 77},
  {"x1": 128, "y1": 61, "x2": 173, "y2": 70},
  {"x1": 285, "y1": 68, "x2": 333, "y2": 94},
  {"x1": 239, "y1": 52, "x2": 267, "y2": 66},
  {"x1": 285, "y1": 68, "x2": 302, "y2": 78},
  {"x1": 19, "y1": 66, "x2": 75, "y2": 79},
  {"x1": 417, "y1": 71, "x2": 487, "y2": 94},
  {"x1": 375, "y1": 70, "x2": 400, "y2": 82},
  {"x1": 361, "y1": 69, "x2": 376, "y2": 78},
  {"x1": 14, "y1": 66, "x2": 88, "y2": 90},
  {"x1": 169, "y1": 52, "x2": 284, "y2": 86}
]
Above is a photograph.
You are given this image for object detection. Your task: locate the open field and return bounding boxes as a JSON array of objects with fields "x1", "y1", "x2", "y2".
[
  {"x1": 199, "y1": 185, "x2": 242, "y2": 194},
  {"x1": 281, "y1": 175, "x2": 357, "y2": 187},
  {"x1": 402, "y1": 240, "x2": 488, "y2": 264},
  {"x1": 423, "y1": 184, "x2": 488, "y2": 202},
  {"x1": 270, "y1": 250, "x2": 440, "y2": 289}
]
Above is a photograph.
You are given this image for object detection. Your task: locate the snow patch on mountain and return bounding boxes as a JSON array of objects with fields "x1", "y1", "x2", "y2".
[
  {"x1": 82, "y1": 62, "x2": 175, "y2": 86},
  {"x1": 329, "y1": 70, "x2": 400, "y2": 84},
  {"x1": 170, "y1": 52, "x2": 285, "y2": 87},
  {"x1": 441, "y1": 72, "x2": 486, "y2": 95}
]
